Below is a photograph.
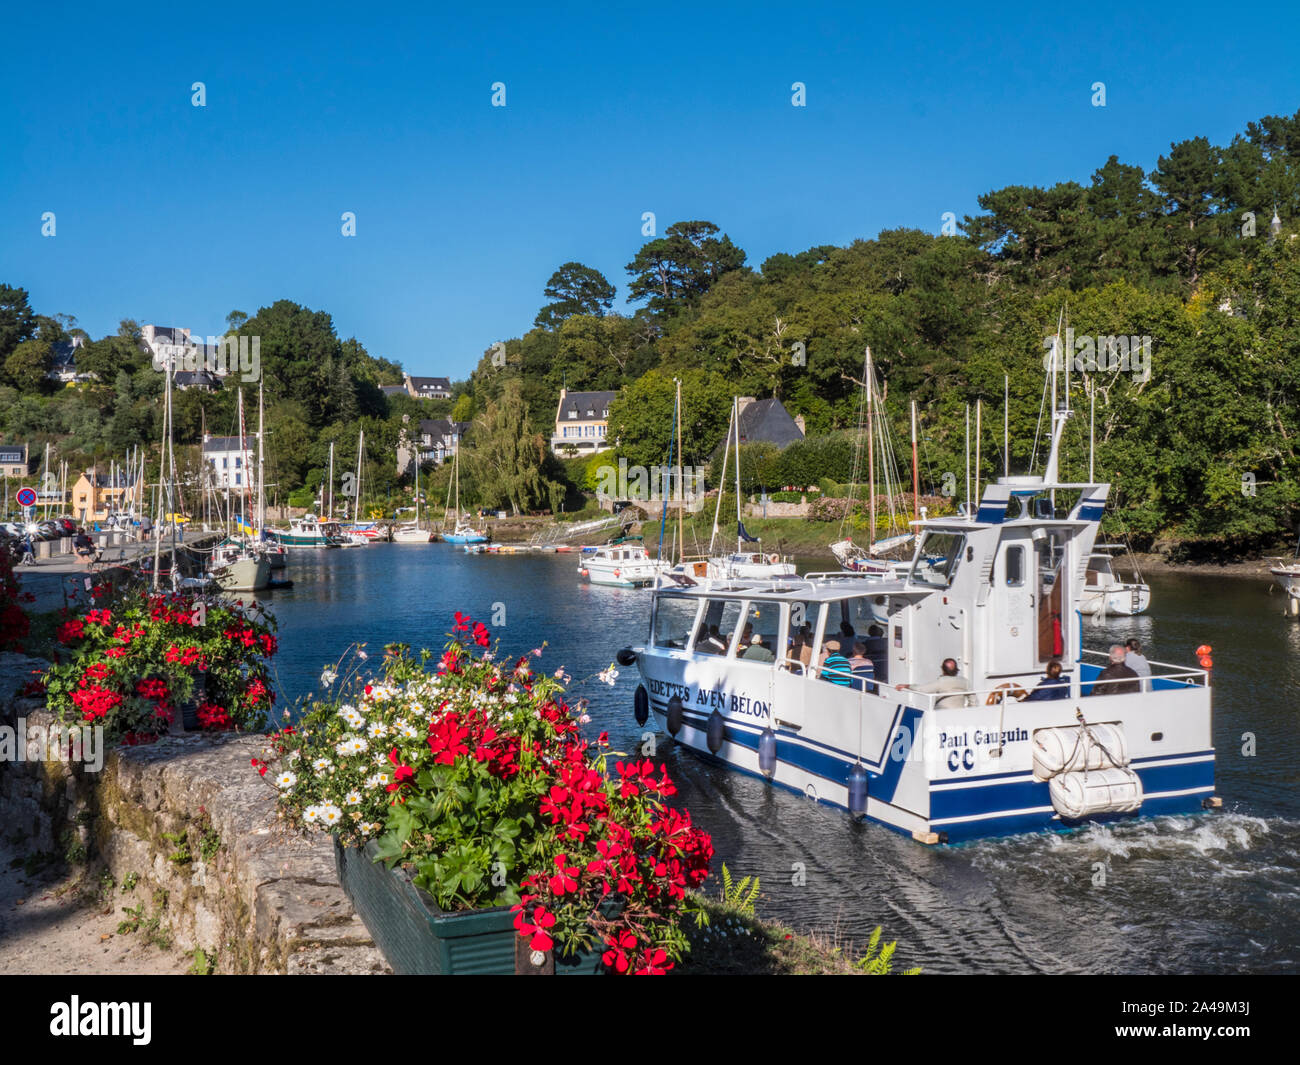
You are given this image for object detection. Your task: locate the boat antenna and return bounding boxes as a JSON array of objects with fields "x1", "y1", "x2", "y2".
[
  {"x1": 964, "y1": 403, "x2": 971, "y2": 521},
  {"x1": 1003, "y1": 374, "x2": 1009, "y2": 478},
  {"x1": 910, "y1": 399, "x2": 919, "y2": 522}
]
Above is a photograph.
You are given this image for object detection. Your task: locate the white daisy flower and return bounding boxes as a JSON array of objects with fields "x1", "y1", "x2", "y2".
[
  {"x1": 319, "y1": 805, "x2": 343, "y2": 825},
  {"x1": 398, "y1": 722, "x2": 420, "y2": 740},
  {"x1": 345, "y1": 790, "x2": 362, "y2": 805},
  {"x1": 276, "y1": 771, "x2": 297, "y2": 789},
  {"x1": 303, "y1": 805, "x2": 321, "y2": 824},
  {"x1": 320, "y1": 668, "x2": 338, "y2": 688},
  {"x1": 312, "y1": 758, "x2": 332, "y2": 772},
  {"x1": 367, "y1": 722, "x2": 388, "y2": 739}
]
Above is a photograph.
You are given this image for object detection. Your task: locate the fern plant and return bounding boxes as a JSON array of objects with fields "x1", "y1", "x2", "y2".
[
  {"x1": 853, "y1": 925, "x2": 920, "y2": 975},
  {"x1": 719, "y1": 863, "x2": 760, "y2": 916}
]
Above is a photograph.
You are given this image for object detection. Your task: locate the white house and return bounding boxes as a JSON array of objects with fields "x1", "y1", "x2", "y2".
[
  {"x1": 202, "y1": 434, "x2": 256, "y2": 491},
  {"x1": 551, "y1": 388, "x2": 615, "y2": 456}
]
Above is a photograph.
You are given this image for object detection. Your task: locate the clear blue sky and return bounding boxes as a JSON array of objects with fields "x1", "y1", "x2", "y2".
[{"x1": 4, "y1": 1, "x2": 1298, "y2": 380}]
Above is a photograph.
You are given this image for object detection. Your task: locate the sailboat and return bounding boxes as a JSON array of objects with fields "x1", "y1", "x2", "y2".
[
  {"x1": 441, "y1": 440, "x2": 487, "y2": 544},
  {"x1": 210, "y1": 388, "x2": 272, "y2": 592},
  {"x1": 661, "y1": 395, "x2": 794, "y2": 585},
  {"x1": 829, "y1": 347, "x2": 915, "y2": 575},
  {"x1": 393, "y1": 446, "x2": 433, "y2": 543}
]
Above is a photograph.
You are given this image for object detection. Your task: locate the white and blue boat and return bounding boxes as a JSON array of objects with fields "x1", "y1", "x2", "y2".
[{"x1": 619, "y1": 405, "x2": 1218, "y2": 844}]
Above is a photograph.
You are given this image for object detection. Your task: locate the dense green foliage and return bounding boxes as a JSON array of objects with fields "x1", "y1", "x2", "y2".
[{"x1": 8, "y1": 107, "x2": 1300, "y2": 550}]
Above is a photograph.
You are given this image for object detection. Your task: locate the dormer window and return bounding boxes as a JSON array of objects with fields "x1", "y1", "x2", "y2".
[
  {"x1": 586, "y1": 408, "x2": 595, "y2": 417},
  {"x1": 601, "y1": 408, "x2": 608, "y2": 418},
  {"x1": 567, "y1": 409, "x2": 577, "y2": 419}
]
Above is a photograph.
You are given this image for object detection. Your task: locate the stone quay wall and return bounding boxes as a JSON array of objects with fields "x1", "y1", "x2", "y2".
[{"x1": 0, "y1": 654, "x2": 387, "y2": 974}]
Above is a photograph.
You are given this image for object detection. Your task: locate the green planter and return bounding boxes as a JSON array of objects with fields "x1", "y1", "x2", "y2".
[{"x1": 334, "y1": 838, "x2": 605, "y2": 975}]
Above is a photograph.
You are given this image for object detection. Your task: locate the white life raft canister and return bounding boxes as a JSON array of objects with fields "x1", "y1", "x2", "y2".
[
  {"x1": 1032, "y1": 722, "x2": 1128, "y2": 780},
  {"x1": 1049, "y1": 766, "x2": 1143, "y2": 820}
]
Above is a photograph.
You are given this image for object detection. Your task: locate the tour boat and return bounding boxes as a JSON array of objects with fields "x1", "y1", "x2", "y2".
[
  {"x1": 1080, "y1": 545, "x2": 1150, "y2": 616},
  {"x1": 618, "y1": 397, "x2": 1217, "y2": 844},
  {"x1": 581, "y1": 542, "x2": 669, "y2": 587},
  {"x1": 267, "y1": 514, "x2": 344, "y2": 548}
]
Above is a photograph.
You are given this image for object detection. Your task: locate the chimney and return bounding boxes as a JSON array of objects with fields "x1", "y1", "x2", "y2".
[
  {"x1": 794, "y1": 414, "x2": 806, "y2": 435},
  {"x1": 1271, "y1": 207, "x2": 1283, "y2": 242},
  {"x1": 737, "y1": 397, "x2": 757, "y2": 413}
]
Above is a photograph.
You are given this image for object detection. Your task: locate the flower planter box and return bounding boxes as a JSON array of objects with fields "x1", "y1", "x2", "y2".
[{"x1": 334, "y1": 838, "x2": 604, "y2": 976}]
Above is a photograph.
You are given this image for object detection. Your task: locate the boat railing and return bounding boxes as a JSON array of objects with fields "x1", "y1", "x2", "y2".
[
  {"x1": 782, "y1": 654, "x2": 1206, "y2": 712},
  {"x1": 1078, "y1": 647, "x2": 1208, "y2": 688}
]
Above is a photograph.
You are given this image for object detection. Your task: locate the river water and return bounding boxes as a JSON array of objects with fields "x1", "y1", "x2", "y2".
[{"x1": 257, "y1": 546, "x2": 1299, "y2": 975}]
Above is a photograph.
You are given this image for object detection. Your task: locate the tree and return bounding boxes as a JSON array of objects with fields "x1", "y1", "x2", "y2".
[
  {"x1": 4, "y1": 337, "x2": 53, "y2": 392},
  {"x1": 0, "y1": 284, "x2": 36, "y2": 364},
  {"x1": 604, "y1": 368, "x2": 732, "y2": 469},
  {"x1": 462, "y1": 379, "x2": 552, "y2": 515},
  {"x1": 451, "y1": 393, "x2": 476, "y2": 422},
  {"x1": 625, "y1": 220, "x2": 748, "y2": 317},
  {"x1": 534, "y1": 263, "x2": 615, "y2": 330},
  {"x1": 1151, "y1": 136, "x2": 1225, "y2": 286}
]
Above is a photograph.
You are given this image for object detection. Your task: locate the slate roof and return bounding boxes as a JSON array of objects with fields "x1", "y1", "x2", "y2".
[
  {"x1": 408, "y1": 376, "x2": 452, "y2": 394},
  {"x1": 735, "y1": 397, "x2": 804, "y2": 448},
  {"x1": 557, "y1": 390, "x2": 616, "y2": 420},
  {"x1": 202, "y1": 436, "x2": 254, "y2": 453}
]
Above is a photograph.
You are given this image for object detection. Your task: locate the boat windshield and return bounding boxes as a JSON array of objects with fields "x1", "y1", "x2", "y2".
[
  {"x1": 909, "y1": 531, "x2": 966, "y2": 588},
  {"x1": 653, "y1": 597, "x2": 700, "y2": 649}
]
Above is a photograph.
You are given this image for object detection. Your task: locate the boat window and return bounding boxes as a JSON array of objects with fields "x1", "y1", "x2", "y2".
[
  {"x1": 730, "y1": 602, "x2": 779, "y2": 662},
  {"x1": 653, "y1": 597, "x2": 699, "y2": 649},
  {"x1": 909, "y1": 532, "x2": 966, "y2": 588},
  {"x1": 696, "y1": 598, "x2": 743, "y2": 655},
  {"x1": 1004, "y1": 544, "x2": 1024, "y2": 586}
]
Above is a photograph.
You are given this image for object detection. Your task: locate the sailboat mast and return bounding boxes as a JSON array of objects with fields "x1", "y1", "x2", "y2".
[
  {"x1": 676, "y1": 378, "x2": 684, "y2": 563},
  {"x1": 1089, "y1": 388, "x2": 1095, "y2": 483},
  {"x1": 866, "y1": 348, "x2": 876, "y2": 545},
  {"x1": 1004, "y1": 374, "x2": 1009, "y2": 478},
  {"x1": 355, "y1": 429, "x2": 364, "y2": 526},
  {"x1": 733, "y1": 395, "x2": 742, "y2": 554},
  {"x1": 327, "y1": 442, "x2": 335, "y2": 522},
  {"x1": 257, "y1": 382, "x2": 266, "y2": 534},
  {"x1": 709, "y1": 401, "x2": 730, "y2": 556},
  {"x1": 975, "y1": 398, "x2": 982, "y2": 511},
  {"x1": 238, "y1": 387, "x2": 249, "y2": 534},
  {"x1": 910, "y1": 400, "x2": 919, "y2": 522}
]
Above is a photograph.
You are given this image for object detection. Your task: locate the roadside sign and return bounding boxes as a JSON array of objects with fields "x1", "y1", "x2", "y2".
[{"x1": 15, "y1": 487, "x2": 37, "y2": 508}]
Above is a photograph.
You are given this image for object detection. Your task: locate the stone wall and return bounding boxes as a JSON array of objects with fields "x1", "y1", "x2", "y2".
[{"x1": 0, "y1": 655, "x2": 388, "y2": 974}]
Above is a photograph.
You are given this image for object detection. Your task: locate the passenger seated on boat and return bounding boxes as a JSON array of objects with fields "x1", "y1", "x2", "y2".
[
  {"x1": 736, "y1": 622, "x2": 754, "y2": 653},
  {"x1": 896, "y1": 658, "x2": 974, "y2": 708},
  {"x1": 1087, "y1": 645, "x2": 1140, "y2": 696},
  {"x1": 846, "y1": 641, "x2": 876, "y2": 693},
  {"x1": 703, "y1": 624, "x2": 728, "y2": 655},
  {"x1": 793, "y1": 623, "x2": 814, "y2": 670},
  {"x1": 741, "y1": 632, "x2": 775, "y2": 662},
  {"x1": 1018, "y1": 659, "x2": 1069, "y2": 701},
  {"x1": 820, "y1": 640, "x2": 853, "y2": 687}
]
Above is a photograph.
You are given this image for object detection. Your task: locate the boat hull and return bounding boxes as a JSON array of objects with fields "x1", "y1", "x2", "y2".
[
  {"x1": 214, "y1": 556, "x2": 273, "y2": 593},
  {"x1": 633, "y1": 649, "x2": 1214, "y2": 844}
]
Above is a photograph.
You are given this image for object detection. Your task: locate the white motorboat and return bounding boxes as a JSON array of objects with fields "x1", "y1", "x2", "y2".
[
  {"x1": 580, "y1": 541, "x2": 669, "y2": 587},
  {"x1": 1080, "y1": 544, "x2": 1150, "y2": 616}
]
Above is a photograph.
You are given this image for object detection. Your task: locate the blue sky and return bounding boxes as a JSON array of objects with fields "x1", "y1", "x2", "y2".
[{"x1": 3, "y1": 1, "x2": 1299, "y2": 380}]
